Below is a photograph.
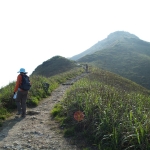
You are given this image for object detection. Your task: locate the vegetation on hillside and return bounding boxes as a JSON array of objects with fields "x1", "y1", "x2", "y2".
[
  {"x1": 32, "y1": 55, "x2": 77, "y2": 77},
  {"x1": 70, "y1": 31, "x2": 141, "y2": 61},
  {"x1": 0, "y1": 67, "x2": 83, "y2": 126},
  {"x1": 51, "y1": 67, "x2": 150, "y2": 150},
  {"x1": 77, "y1": 32, "x2": 150, "y2": 89}
]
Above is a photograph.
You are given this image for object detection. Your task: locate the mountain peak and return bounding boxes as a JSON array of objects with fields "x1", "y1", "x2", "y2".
[
  {"x1": 107, "y1": 31, "x2": 139, "y2": 39},
  {"x1": 70, "y1": 31, "x2": 141, "y2": 61}
]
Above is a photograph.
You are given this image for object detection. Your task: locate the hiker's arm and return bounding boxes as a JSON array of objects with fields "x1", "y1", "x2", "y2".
[{"x1": 14, "y1": 75, "x2": 22, "y2": 93}]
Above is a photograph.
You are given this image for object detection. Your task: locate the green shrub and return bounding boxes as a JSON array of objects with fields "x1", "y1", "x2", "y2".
[
  {"x1": 0, "y1": 115, "x2": 6, "y2": 120},
  {"x1": 29, "y1": 97, "x2": 39, "y2": 106},
  {"x1": 64, "y1": 127, "x2": 75, "y2": 137},
  {"x1": 51, "y1": 104, "x2": 63, "y2": 117},
  {"x1": 0, "y1": 108, "x2": 7, "y2": 115},
  {"x1": 0, "y1": 108, "x2": 10, "y2": 121}
]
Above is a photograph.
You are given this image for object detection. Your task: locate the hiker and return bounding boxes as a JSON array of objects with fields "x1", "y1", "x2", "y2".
[
  {"x1": 85, "y1": 64, "x2": 88, "y2": 73},
  {"x1": 13, "y1": 68, "x2": 31, "y2": 117}
]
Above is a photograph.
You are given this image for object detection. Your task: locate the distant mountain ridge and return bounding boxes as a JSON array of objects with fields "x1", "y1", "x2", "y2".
[
  {"x1": 70, "y1": 31, "x2": 150, "y2": 89},
  {"x1": 70, "y1": 31, "x2": 140, "y2": 61}
]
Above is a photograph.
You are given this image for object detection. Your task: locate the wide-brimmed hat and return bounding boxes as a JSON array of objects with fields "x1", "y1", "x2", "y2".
[{"x1": 17, "y1": 68, "x2": 27, "y2": 73}]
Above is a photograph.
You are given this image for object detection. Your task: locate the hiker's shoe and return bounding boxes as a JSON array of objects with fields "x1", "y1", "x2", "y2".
[
  {"x1": 21, "y1": 114, "x2": 26, "y2": 118},
  {"x1": 16, "y1": 112, "x2": 21, "y2": 115},
  {"x1": 21, "y1": 115, "x2": 26, "y2": 118}
]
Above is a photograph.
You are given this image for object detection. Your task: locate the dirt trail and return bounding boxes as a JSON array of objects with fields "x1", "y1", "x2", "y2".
[{"x1": 0, "y1": 73, "x2": 88, "y2": 150}]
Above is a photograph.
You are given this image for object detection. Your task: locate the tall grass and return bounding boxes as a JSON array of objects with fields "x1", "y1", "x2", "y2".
[{"x1": 52, "y1": 68, "x2": 150, "y2": 150}]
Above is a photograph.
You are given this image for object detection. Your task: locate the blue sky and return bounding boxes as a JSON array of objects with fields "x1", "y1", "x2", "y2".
[{"x1": 0, "y1": 0, "x2": 150, "y2": 87}]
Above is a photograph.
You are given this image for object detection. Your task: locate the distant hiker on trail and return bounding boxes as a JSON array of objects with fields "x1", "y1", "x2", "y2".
[
  {"x1": 13, "y1": 68, "x2": 31, "y2": 118},
  {"x1": 85, "y1": 64, "x2": 88, "y2": 73}
]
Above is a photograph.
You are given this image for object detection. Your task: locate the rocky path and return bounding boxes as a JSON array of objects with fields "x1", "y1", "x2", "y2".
[{"x1": 0, "y1": 73, "x2": 88, "y2": 150}]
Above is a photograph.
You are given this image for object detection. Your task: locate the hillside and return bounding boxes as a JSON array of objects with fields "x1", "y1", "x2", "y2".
[
  {"x1": 70, "y1": 31, "x2": 140, "y2": 61},
  {"x1": 75, "y1": 31, "x2": 150, "y2": 89},
  {"x1": 32, "y1": 55, "x2": 77, "y2": 77},
  {"x1": 51, "y1": 68, "x2": 150, "y2": 149}
]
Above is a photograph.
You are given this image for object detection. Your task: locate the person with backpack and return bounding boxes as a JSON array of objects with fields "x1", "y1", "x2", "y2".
[
  {"x1": 85, "y1": 64, "x2": 88, "y2": 73},
  {"x1": 13, "y1": 68, "x2": 31, "y2": 117}
]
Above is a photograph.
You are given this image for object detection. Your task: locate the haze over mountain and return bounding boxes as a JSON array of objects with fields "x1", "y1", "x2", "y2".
[
  {"x1": 71, "y1": 31, "x2": 150, "y2": 89},
  {"x1": 70, "y1": 31, "x2": 141, "y2": 61}
]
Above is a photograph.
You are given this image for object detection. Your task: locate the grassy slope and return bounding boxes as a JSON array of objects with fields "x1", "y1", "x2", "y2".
[
  {"x1": 78, "y1": 38, "x2": 150, "y2": 89},
  {"x1": 51, "y1": 67, "x2": 150, "y2": 150}
]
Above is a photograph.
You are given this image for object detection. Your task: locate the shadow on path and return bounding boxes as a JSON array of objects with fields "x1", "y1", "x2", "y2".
[{"x1": 0, "y1": 115, "x2": 23, "y2": 141}]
